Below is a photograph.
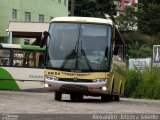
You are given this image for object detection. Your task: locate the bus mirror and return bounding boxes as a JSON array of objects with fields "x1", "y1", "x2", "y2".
[
  {"x1": 43, "y1": 31, "x2": 50, "y2": 37},
  {"x1": 113, "y1": 45, "x2": 119, "y2": 55}
]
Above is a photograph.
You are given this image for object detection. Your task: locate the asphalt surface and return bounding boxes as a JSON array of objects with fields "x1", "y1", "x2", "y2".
[{"x1": 0, "y1": 90, "x2": 160, "y2": 120}]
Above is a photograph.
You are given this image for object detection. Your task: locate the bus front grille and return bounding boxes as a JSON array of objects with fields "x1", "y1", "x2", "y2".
[{"x1": 58, "y1": 78, "x2": 93, "y2": 83}]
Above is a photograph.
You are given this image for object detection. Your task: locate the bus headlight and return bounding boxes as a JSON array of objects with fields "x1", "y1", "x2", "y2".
[
  {"x1": 44, "y1": 83, "x2": 49, "y2": 88},
  {"x1": 102, "y1": 87, "x2": 107, "y2": 91},
  {"x1": 45, "y1": 76, "x2": 59, "y2": 81},
  {"x1": 92, "y1": 78, "x2": 108, "y2": 83}
]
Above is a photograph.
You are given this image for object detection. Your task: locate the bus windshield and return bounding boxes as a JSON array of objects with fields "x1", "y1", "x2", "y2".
[{"x1": 46, "y1": 23, "x2": 111, "y2": 71}]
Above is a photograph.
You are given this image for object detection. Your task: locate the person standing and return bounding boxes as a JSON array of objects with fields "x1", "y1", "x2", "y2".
[{"x1": 40, "y1": 31, "x2": 49, "y2": 48}]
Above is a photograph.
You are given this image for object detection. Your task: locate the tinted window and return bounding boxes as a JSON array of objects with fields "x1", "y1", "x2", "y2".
[{"x1": 0, "y1": 49, "x2": 11, "y2": 66}]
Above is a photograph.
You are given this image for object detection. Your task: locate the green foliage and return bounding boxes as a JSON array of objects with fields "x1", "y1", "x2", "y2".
[
  {"x1": 73, "y1": 0, "x2": 97, "y2": 17},
  {"x1": 69, "y1": 0, "x2": 116, "y2": 18},
  {"x1": 121, "y1": 30, "x2": 154, "y2": 58},
  {"x1": 95, "y1": 0, "x2": 116, "y2": 18},
  {"x1": 115, "y1": 2, "x2": 160, "y2": 59},
  {"x1": 124, "y1": 68, "x2": 160, "y2": 99},
  {"x1": 121, "y1": 30, "x2": 160, "y2": 58},
  {"x1": 115, "y1": 5, "x2": 137, "y2": 31},
  {"x1": 124, "y1": 69, "x2": 142, "y2": 97},
  {"x1": 128, "y1": 41, "x2": 152, "y2": 58},
  {"x1": 137, "y1": 3, "x2": 160, "y2": 37},
  {"x1": 139, "y1": 0, "x2": 160, "y2": 4}
]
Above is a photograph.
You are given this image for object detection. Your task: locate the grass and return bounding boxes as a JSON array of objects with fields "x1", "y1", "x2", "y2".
[{"x1": 124, "y1": 68, "x2": 160, "y2": 99}]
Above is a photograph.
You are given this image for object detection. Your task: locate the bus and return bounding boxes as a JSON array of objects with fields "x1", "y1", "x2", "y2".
[
  {"x1": 0, "y1": 43, "x2": 45, "y2": 91},
  {"x1": 44, "y1": 17, "x2": 126, "y2": 101}
]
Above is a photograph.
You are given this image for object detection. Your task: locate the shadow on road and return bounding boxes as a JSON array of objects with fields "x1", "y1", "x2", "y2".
[{"x1": 60, "y1": 98, "x2": 116, "y2": 103}]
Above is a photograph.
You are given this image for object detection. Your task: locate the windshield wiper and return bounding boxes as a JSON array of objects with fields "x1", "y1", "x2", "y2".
[
  {"x1": 60, "y1": 41, "x2": 79, "y2": 69},
  {"x1": 60, "y1": 49, "x2": 77, "y2": 69},
  {"x1": 81, "y1": 49, "x2": 93, "y2": 71}
]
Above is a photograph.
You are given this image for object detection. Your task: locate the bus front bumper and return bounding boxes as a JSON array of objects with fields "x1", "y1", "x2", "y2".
[{"x1": 44, "y1": 79, "x2": 109, "y2": 94}]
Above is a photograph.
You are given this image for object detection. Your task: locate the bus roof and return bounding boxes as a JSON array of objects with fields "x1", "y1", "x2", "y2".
[
  {"x1": 51, "y1": 17, "x2": 113, "y2": 25},
  {"x1": 0, "y1": 43, "x2": 45, "y2": 50}
]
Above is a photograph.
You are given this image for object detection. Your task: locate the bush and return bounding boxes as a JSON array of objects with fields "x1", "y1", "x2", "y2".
[
  {"x1": 124, "y1": 68, "x2": 160, "y2": 99},
  {"x1": 124, "y1": 69, "x2": 142, "y2": 97}
]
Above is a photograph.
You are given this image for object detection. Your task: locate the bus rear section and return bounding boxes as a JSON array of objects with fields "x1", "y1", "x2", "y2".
[
  {"x1": 44, "y1": 17, "x2": 126, "y2": 101},
  {"x1": 0, "y1": 44, "x2": 45, "y2": 91}
]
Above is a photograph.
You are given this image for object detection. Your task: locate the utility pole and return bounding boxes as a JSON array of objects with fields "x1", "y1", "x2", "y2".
[{"x1": 70, "y1": 0, "x2": 75, "y2": 16}]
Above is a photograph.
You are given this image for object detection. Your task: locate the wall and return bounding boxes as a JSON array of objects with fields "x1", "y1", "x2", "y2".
[{"x1": 0, "y1": 0, "x2": 68, "y2": 43}]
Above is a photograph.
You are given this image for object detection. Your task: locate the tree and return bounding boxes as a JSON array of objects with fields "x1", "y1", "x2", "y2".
[
  {"x1": 128, "y1": 41, "x2": 152, "y2": 58},
  {"x1": 69, "y1": 0, "x2": 116, "y2": 18},
  {"x1": 74, "y1": 0, "x2": 98, "y2": 17},
  {"x1": 115, "y1": 5, "x2": 137, "y2": 31},
  {"x1": 70, "y1": 0, "x2": 75, "y2": 16},
  {"x1": 95, "y1": 0, "x2": 116, "y2": 18},
  {"x1": 139, "y1": 0, "x2": 160, "y2": 4},
  {"x1": 136, "y1": 3, "x2": 160, "y2": 38}
]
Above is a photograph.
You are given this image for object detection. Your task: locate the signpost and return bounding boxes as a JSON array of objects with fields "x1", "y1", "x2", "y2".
[
  {"x1": 129, "y1": 58, "x2": 151, "y2": 71},
  {"x1": 153, "y1": 45, "x2": 160, "y2": 67}
]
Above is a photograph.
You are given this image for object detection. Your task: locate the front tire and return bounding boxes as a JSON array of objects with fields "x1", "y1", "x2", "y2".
[
  {"x1": 101, "y1": 94, "x2": 111, "y2": 102},
  {"x1": 70, "y1": 93, "x2": 77, "y2": 102},
  {"x1": 77, "y1": 94, "x2": 83, "y2": 102},
  {"x1": 70, "y1": 93, "x2": 83, "y2": 102},
  {"x1": 55, "y1": 92, "x2": 62, "y2": 101},
  {"x1": 114, "y1": 95, "x2": 120, "y2": 101},
  {"x1": 114, "y1": 84, "x2": 122, "y2": 101}
]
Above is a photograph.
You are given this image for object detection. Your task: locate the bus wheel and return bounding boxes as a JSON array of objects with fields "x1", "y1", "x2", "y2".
[
  {"x1": 77, "y1": 94, "x2": 83, "y2": 102},
  {"x1": 114, "y1": 95, "x2": 120, "y2": 101},
  {"x1": 114, "y1": 84, "x2": 122, "y2": 101},
  {"x1": 70, "y1": 93, "x2": 77, "y2": 102},
  {"x1": 55, "y1": 92, "x2": 62, "y2": 101},
  {"x1": 101, "y1": 94, "x2": 111, "y2": 102}
]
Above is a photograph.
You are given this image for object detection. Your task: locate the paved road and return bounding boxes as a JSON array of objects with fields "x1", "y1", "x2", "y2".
[{"x1": 0, "y1": 91, "x2": 160, "y2": 120}]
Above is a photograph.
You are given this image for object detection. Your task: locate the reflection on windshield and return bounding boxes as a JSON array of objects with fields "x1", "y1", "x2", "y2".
[
  {"x1": 81, "y1": 49, "x2": 93, "y2": 71},
  {"x1": 60, "y1": 49, "x2": 77, "y2": 69},
  {"x1": 46, "y1": 23, "x2": 111, "y2": 71}
]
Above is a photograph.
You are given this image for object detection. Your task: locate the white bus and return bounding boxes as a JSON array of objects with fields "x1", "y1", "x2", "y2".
[{"x1": 0, "y1": 44, "x2": 45, "y2": 91}]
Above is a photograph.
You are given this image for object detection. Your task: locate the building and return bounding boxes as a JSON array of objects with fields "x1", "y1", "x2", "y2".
[
  {"x1": 0, "y1": 0, "x2": 68, "y2": 44},
  {"x1": 114, "y1": 0, "x2": 138, "y2": 16}
]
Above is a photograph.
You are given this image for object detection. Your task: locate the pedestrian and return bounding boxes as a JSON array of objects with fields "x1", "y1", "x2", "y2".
[{"x1": 40, "y1": 31, "x2": 49, "y2": 48}]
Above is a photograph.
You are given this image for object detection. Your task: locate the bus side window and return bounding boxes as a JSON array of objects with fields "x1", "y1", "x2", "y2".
[
  {"x1": 13, "y1": 50, "x2": 23, "y2": 67},
  {"x1": 114, "y1": 44, "x2": 125, "y2": 61},
  {"x1": 23, "y1": 51, "x2": 34, "y2": 67},
  {"x1": 23, "y1": 52, "x2": 30, "y2": 67},
  {"x1": 29, "y1": 52, "x2": 34, "y2": 67},
  {"x1": 39, "y1": 54, "x2": 44, "y2": 67},
  {"x1": 35, "y1": 52, "x2": 44, "y2": 68},
  {"x1": 1, "y1": 58, "x2": 9, "y2": 66},
  {"x1": 118, "y1": 45, "x2": 124, "y2": 59},
  {"x1": 0, "y1": 49, "x2": 10, "y2": 66}
]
